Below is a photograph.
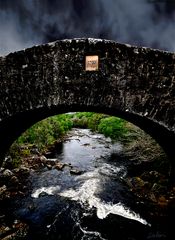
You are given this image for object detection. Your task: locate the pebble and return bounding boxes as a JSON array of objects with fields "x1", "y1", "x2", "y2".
[{"x1": 3, "y1": 169, "x2": 13, "y2": 177}]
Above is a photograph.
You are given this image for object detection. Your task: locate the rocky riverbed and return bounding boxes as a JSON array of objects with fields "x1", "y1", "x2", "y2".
[{"x1": 0, "y1": 129, "x2": 175, "y2": 239}]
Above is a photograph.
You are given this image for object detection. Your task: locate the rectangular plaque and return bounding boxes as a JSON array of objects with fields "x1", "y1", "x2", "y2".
[{"x1": 85, "y1": 55, "x2": 99, "y2": 71}]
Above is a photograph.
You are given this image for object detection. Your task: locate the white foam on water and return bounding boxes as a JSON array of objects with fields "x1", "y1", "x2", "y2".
[
  {"x1": 60, "y1": 170, "x2": 150, "y2": 226},
  {"x1": 31, "y1": 186, "x2": 60, "y2": 198},
  {"x1": 31, "y1": 166, "x2": 150, "y2": 226},
  {"x1": 79, "y1": 224, "x2": 107, "y2": 240},
  {"x1": 98, "y1": 163, "x2": 126, "y2": 178}
]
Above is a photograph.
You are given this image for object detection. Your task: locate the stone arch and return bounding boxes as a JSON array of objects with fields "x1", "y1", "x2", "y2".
[
  {"x1": 0, "y1": 38, "x2": 174, "y2": 176},
  {"x1": 0, "y1": 104, "x2": 173, "y2": 164}
]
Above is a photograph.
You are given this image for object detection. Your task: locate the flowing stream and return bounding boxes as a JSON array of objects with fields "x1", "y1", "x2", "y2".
[{"x1": 1, "y1": 128, "x2": 169, "y2": 239}]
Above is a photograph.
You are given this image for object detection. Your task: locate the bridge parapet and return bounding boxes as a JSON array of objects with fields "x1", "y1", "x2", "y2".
[
  {"x1": 0, "y1": 38, "x2": 174, "y2": 167},
  {"x1": 0, "y1": 38, "x2": 174, "y2": 131}
]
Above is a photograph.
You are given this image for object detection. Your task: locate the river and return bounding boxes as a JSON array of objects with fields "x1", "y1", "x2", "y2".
[{"x1": 0, "y1": 128, "x2": 170, "y2": 239}]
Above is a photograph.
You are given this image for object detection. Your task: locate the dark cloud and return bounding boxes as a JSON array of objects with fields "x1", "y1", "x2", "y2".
[{"x1": 0, "y1": 0, "x2": 175, "y2": 55}]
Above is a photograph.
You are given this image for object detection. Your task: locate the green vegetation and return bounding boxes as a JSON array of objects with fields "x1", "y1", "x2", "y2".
[
  {"x1": 124, "y1": 122, "x2": 169, "y2": 174},
  {"x1": 16, "y1": 114, "x2": 73, "y2": 150},
  {"x1": 71, "y1": 112, "x2": 128, "y2": 139},
  {"x1": 8, "y1": 113, "x2": 127, "y2": 163},
  {"x1": 7, "y1": 112, "x2": 167, "y2": 171},
  {"x1": 98, "y1": 117, "x2": 127, "y2": 139},
  {"x1": 16, "y1": 112, "x2": 128, "y2": 150}
]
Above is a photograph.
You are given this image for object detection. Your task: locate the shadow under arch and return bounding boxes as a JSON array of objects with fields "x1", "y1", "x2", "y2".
[{"x1": 0, "y1": 104, "x2": 174, "y2": 179}]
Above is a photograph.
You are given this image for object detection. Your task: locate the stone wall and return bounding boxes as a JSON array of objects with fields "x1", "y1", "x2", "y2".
[{"x1": 0, "y1": 38, "x2": 174, "y2": 164}]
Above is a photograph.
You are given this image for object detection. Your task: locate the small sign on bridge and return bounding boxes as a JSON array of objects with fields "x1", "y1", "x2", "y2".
[{"x1": 85, "y1": 55, "x2": 99, "y2": 71}]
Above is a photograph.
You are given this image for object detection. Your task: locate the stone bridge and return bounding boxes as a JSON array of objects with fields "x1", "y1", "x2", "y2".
[{"x1": 0, "y1": 38, "x2": 175, "y2": 175}]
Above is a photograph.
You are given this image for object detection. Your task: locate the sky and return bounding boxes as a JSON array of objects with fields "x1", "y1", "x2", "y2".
[{"x1": 0, "y1": 0, "x2": 175, "y2": 56}]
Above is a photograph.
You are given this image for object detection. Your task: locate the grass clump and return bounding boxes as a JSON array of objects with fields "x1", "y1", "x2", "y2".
[
  {"x1": 16, "y1": 114, "x2": 73, "y2": 151},
  {"x1": 98, "y1": 116, "x2": 127, "y2": 140}
]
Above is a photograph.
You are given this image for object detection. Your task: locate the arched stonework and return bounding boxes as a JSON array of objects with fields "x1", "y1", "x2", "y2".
[{"x1": 0, "y1": 38, "x2": 174, "y2": 174}]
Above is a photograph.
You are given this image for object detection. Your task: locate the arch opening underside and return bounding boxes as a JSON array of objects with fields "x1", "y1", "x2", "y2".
[{"x1": 0, "y1": 104, "x2": 174, "y2": 171}]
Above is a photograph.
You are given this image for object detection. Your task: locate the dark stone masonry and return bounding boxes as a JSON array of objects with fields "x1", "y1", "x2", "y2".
[{"x1": 0, "y1": 38, "x2": 174, "y2": 170}]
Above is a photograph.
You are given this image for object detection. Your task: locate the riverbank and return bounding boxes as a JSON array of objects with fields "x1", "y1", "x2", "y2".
[
  {"x1": 0, "y1": 130, "x2": 174, "y2": 239},
  {"x1": 7, "y1": 112, "x2": 169, "y2": 171},
  {"x1": 0, "y1": 113, "x2": 175, "y2": 239},
  {"x1": 3, "y1": 112, "x2": 175, "y2": 214}
]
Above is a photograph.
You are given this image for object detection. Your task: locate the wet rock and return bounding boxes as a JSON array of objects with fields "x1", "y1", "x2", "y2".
[
  {"x1": 24, "y1": 155, "x2": 53, "y2": 169},
  {"x1": 1, "y1": 232, "x2": 15, "y2": 240},
  {"x1": 46, "y1": 164, "x2": 52, "y2": 170},
  {"x1": 70, "y1": 168, "x2": 83, "y2": 175},
  {"x1": 0, "y1": 168, "x2": 5, "y2": 173},
  {"x1": 141, "y1": 171, "x2": 166, "y2": 183},
  {"x1": 0, "y1": 220, "x2": 28, "y2": 240},
  {"x1": 54, "y1": 163, "x2": 65, "y2": 171},
  {"x1": 129, "y1": 177, "x2": 147, "y2": 189},
  {"x1": 158, "y1": 196, "x2": 168, "y2": 207},
  {"x1": 44, "y1": 151, "x2": 52, "y2": 158},
  {"x1": 47, "y1": 159, "x2": 60, "y2": 165},
  {"x1": 0, "y1": 187, "x2": 10, "y2": 200},
  {"x1": 0, "y1": 225, "x2": 12, "y2": 239},
  {"x1": 149, "y1": 193, "x2": 157, "y2": 203},
  {"x1": 3, "y1": 169, "x2": 13, "y2": 177},
  {"x1": 30, "y1": 147, "x2": 40, "y2": 155},
  {"x1": 82, "y1": 143, "x2": 90, "y2": 146},
  {"x1": 151, "y1": 183, "x2": 167, "y2": 195},
  {"x1": 39, "y1": 192, "x2": 49, "y2": 197},
  {"x1": 9, "y1": 176, "x2": 19, "y2": 186},
  {"x1": 2, "y1": 156, "x2": 13, "y2": 169},
  {"x1": 15, "y1": 166, "x2": 30, "y2": 175},
  {"x1": 0, "y1": 185, "x2": 7, "y2": 195},
  {"x1": 32, "y1": 164, "x2": 41, "y2": 170},
  {"x1": 17, "y1": 191, "x2": 26, "y2": 197},
  {"x1": 29, "y1": 155, "x2": 47, "y2": 168},
  {"x1": 40, "y1": 155, "x2": 47, "y2": 162}
]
